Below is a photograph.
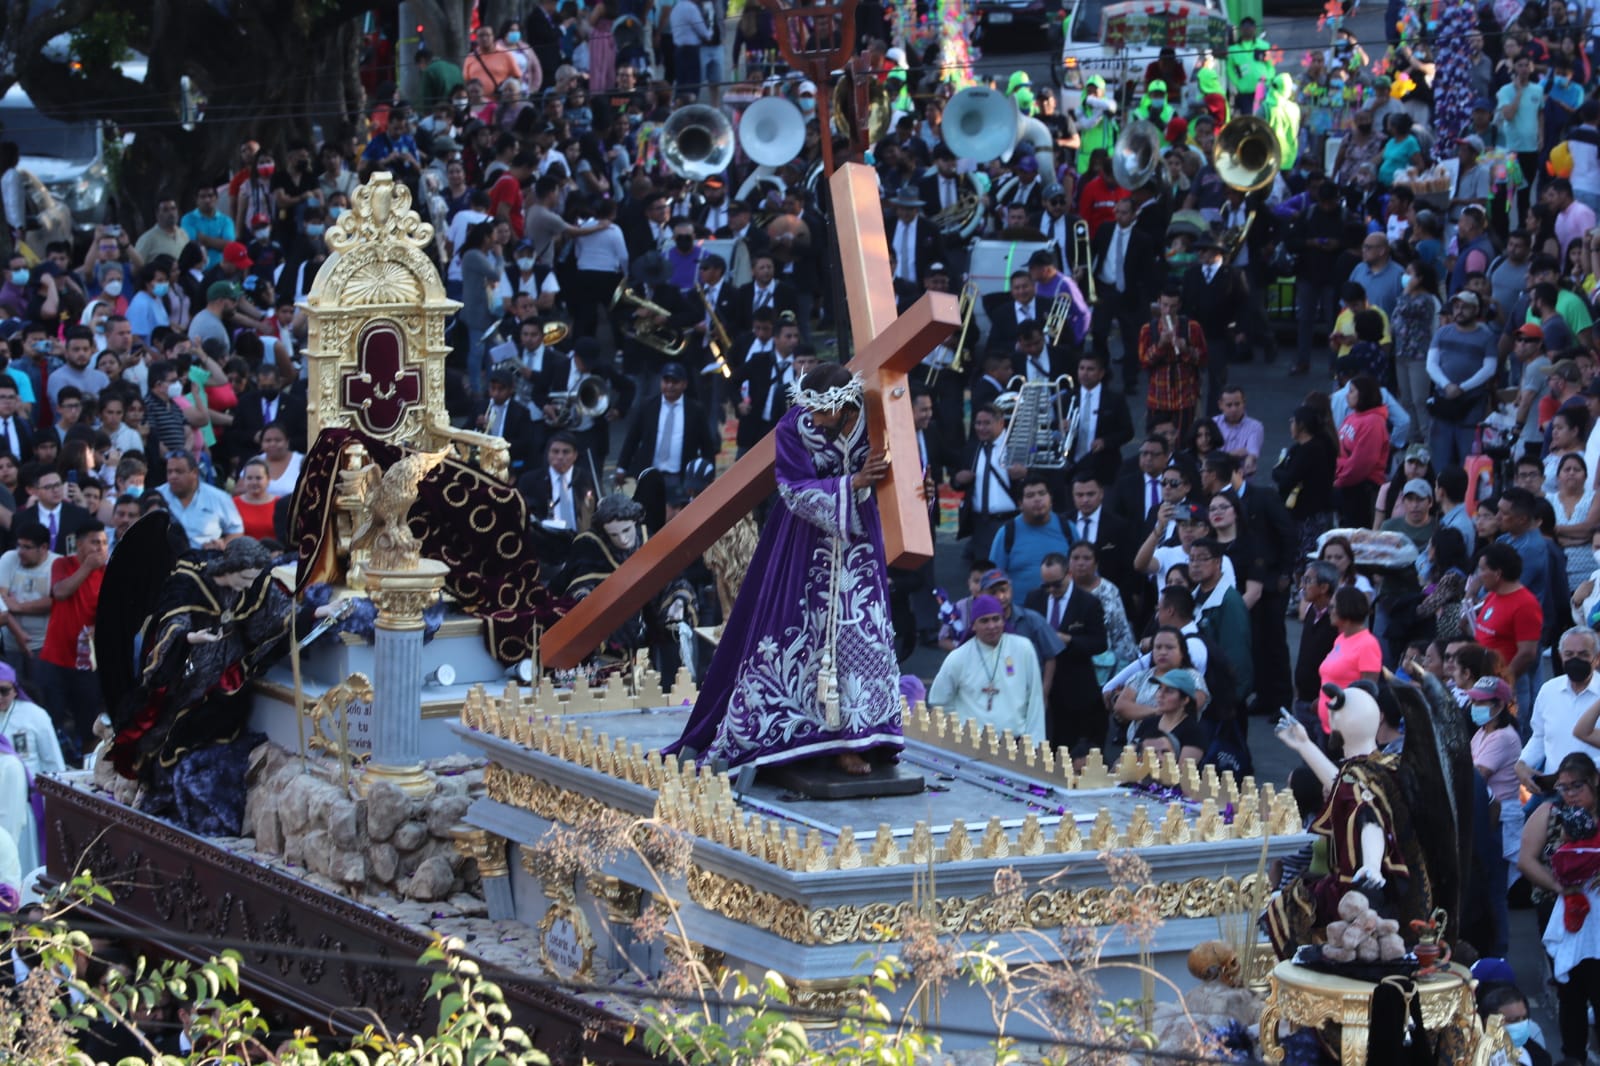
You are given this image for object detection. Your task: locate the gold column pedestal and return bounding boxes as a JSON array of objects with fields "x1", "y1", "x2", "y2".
[
  {"x1": 359, "y1": 559, "x2": 449, "y2": 798},
  {"x1": 1258, "y1": 960, "x2": 1477, "y2": 1066}
]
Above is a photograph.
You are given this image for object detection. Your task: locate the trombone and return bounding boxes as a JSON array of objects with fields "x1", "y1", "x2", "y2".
[
  {"x1": 931, "y1": 281, "x2": 979, "y2": 387},
  {"x1": 698, "y1": 285, "x2": 734, "y2": 378},
  {"x1": 1072, "y1": 219, "x2": 1096, "y2": 304},
  {"x1": 1044, "y1": 293, "x2": 1072, "y2": 346}
]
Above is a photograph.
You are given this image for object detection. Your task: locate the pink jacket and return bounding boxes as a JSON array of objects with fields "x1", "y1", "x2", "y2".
[{"x1": 1335, "y1": 405, "x2": 1390, "y2": 487}]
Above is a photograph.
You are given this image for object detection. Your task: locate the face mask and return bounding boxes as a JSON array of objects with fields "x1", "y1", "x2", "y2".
[
  {"x1": 1567, "y1": 657, "x2": 1594, "y2": 684},
  {"x1": 305, "y1": 223, "x2": 326, "y2": 238},
  {"x1": 306, "y1": 197, "x2": 320, "y2": 211},
  {"x1": 1470, "y1": 703, "x2": 1495, "y2": 726},
  {"x1": 94, "y1": 322, "x2": 106, "y2": 334},
  {"x1": 165, "y1": 381, "x2": 183, "y2": 399},
  {"x1": 330, "y1": 206, "x2": 346, "y2": 220},
  {"x1": 126, "y1": 483, "x2": 143, "y2": 498},
  {"x1": 259, "y1": 386, "x2": 280, "y2": 400},
  {"x1": 1504, "y1": 1019, "x2": 1532, "y2": 1048},
  {"x1": 1330, "y1": 78, "x2": 1345, "y2": 90},
  {"x1": 31, "y1": 341, "x2": 49, "y2": 354},
  {"x1": 516, "y1": 257, "x2": 536, "y2": 272},
  {"x1": 10, "y1": 270, "x2": 27, "y2": 286},
  {"x1": 453, "y1": 100, "x2": 469, "y2": 114},
  {"x1": 152, "y1": 281, "x2": 170, "y2": 298},
  {"x1": 674, "y1": 235, "x2": 695, "y2": 252},
  {"x1": 258, "y1": 163, "x2": 276, "y2": 178},
  {"x1": 507, "y1": 30, "x2": 523, "y2": 43},
  {"x1": 799, "y1": 97, "x2": 816, "y2": 114},
  {"x1": 253, "y1": 228, "x2": 271, "y2": 242},
  {"x1": 102, "y1": 279, "x2": 123, "y2": 298}
]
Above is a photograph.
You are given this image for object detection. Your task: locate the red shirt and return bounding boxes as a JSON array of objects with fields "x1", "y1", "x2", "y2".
[
  {"x1": 1076, "y1": 174, "x2": 1128, "y2": 237},
  {"x1": 40, "y1": 556, "x2": 102, "y2": 669},
  {"x1": 1317, "y1": 629, "x2": 1383, "y2": 730},
  {"x1": 488, "y1": 173, "x2": 525, "y2": 239},
  {"x1": 1473, "y1": 586, "x2": 1543, "y2": 671}
]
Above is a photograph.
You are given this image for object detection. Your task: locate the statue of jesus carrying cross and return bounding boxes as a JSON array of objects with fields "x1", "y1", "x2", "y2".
[{"x1": 540, "y1": 164, "x2": 960, "y2": 775}]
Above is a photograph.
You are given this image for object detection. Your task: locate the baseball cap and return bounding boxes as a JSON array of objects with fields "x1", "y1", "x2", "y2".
[
  {"x1": 1403, "y1": 443, "x2": 1431, "y2": 464},
  {"x1": 979, "y1": 568, "x2": 1012, "y2": 591},
  {"x1": 1458, "y1": 133, "x2": 1485, "y2": 154},
  {"x1": 660, "y1": 361, "x2": 687, "y2": 380},
  {"x1": 1148, "y1": 79, "x2": 1168, "y2": 94},
  {"x1": 222, "y1": 242, "x2": 253, "y2": 270},
  {"x1": 925, "y1": 261, "x2": 949, "y2": 277},
  {"x1": 1155, "y1": 667, "x2": 1199, "y2": 697},
  {"x1": 1401, "y1": 478, "x2": 1432, "y2": 499},
  {"x1": 248, "y1": 212, "x2": 271, "y2": 230},
  {"x1": 1016, "y1": 154, "x2": 1039, "y2": 174},
  {"x1": 1471, "y1": 96, "x2": 1495, "y2": 111},
  {"x1": 1514, "y1": 322, "x2": 1544, "y2": 340},
  {"x1": 1467, "y1": 675, "x2": 1514, "y2": 706},
  {"x1": 1450, "y1": 290, "x2": 1479, "y2": 307},
  {"x1": 207, "y1": 281, "x2": 242, "y2": 302}
]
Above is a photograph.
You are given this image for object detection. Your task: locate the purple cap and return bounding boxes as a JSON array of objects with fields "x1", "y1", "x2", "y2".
[
  {"x1": 970, "y1": 594, "x2": 1004, "y2": 620},
  {"x1": 1467, "y1": 676, "x2": 1515, "y2": 706}
]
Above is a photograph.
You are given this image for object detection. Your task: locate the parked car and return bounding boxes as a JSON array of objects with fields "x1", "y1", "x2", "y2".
[
  {"x1": 0, "y1": 50, "x2": 145, "y2": 248},
  {"x1": 976, "y1": 0, "x2": 1065, "y2": 49}
]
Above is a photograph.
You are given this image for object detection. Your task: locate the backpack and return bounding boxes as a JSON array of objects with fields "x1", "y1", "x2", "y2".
[{"x1": 1002, "y1": 511, "x2": 1074, "y2": 552}]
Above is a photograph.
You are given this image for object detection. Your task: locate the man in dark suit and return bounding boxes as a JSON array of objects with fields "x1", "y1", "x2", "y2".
[
  {"x1": 228, "y1": 361, "x2": 308, "y2": 464},
  {"x1": 982, "y1": 270, "x2": 1046, "y2": 355},
  {"x1": 615, "y1": 362, "x2": 718, "y2": 485},
  {"x1": 885, "y1": 190, "x2": 943, "y2": 296},
  {"x1": 1065, "y1": 352, "x2": 1133, "y2": 487},
  {"x1": 714, "y1": 200, "x2": 770, "y2": 261},
  {"x1": 17, "y1": 466, "x2": 94, "y2": 553},
  {"x1": 1108, "y1": 434, "x2": 1174, "y2": 531},
  {"x1": 477, "y1": 368, "x2": 537, "y2": 472},
  {"x1": 1180, "y1": 234, "x2": 1251, "y2": 412},
  {"x1": 0, "y1": 377, "x2": 37, "y2": 463},
  {"x1": 691, "y1": 176, "x2": 733, "y2": 237},
  {"x1": 495, "y1": 316, "x2": 571, "y2": 460},
  {"x1": 952, "y1": 403, "x2": 1022, "y2": 564},
  {"x1": 623, "y1": 191, "x2": 675, "y2": 261},
  {"x1": 1026, "y1": 549, "x2": 1109, "y2": 753},
  {"x1": 731, "y1": 251, "x2": 799, "y2": 336},
  {"x1": 1065, "y1": 473, "x2": 1138, "y2": 602},
  {"x1": 970, "y1": 350, "x2": 1014, "y2": 415},
  {"x1": 1091, "y1": 198, "x2": 1159, "y2": 395},
  {"x1": 517, "y1": 430, "x2": 598, "y2": 529},
  {"x1": 620, "y1": 252, "x2": 700, "y2": 381},
  {"x1": 917, "y1": 145, "x2": 980, "y2": 278},
  {"x1": 692, "y1": 253, "x2": 740, "y2": 373},
  {"x1": 724, "y1": 306, "x2": 776, "y2": 382},
  {"x1": 734, "y1": 312, "x2": 802, "y2": 455}
]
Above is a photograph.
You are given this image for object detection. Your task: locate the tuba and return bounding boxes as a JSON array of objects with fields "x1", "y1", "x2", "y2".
[
  {"x1": 831, "y1": 70, "x2": 891, "y2": 148},
  {"x1": 1111, "y1": 120, "x2": 1163, "y2": 192},
  {"x1": 661, "y1": 104, "x2": 736, "y2": 181},
  {"x1": 612, "y1": 279, "x2": 687, "y2": 356},
  {"x1": 1214, "y1": 116, "x2": 1282, "y2": 263},
  {"x1": 942, "y1": 87, "x2": 1020, "y2": 163},
  {"x1": 738, "y1": 96, "x2": 806, "y2": 167},
  {"x1": 996, "y1": 374, "x2": 1077, "y2": 470}
]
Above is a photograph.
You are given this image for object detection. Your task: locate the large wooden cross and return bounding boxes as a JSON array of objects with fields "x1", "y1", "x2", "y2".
[{"x1": 541, "y1": 164, "x2": 960, "y2": 669}]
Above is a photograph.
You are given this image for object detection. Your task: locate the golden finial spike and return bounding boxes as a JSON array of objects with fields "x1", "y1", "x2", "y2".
[
  {"x1": 979, "y1": 817, "x2": 1010, "y2": 859},
  {"x1": 1018, "y1": 814, "x2": 1046, "y2": 856},
  {"x1": 833, "y1": 827, "x2": 863, "y2": 870},
  {"x1": 1160, "y1": 803, "x2": 1191, "y2": 846},
  {"x1": 1078, "y1": 749, "x2": 1111, "y2": 789},
  {"x1": 1124, "y1": 805, "x2": 1155, "y2": 848},
  {"x1": 1052, "y1": 816, "x2": 1084, "y2": 853},
  {"x1": 1089, "y1": 808, "x2": 1118, "y2": 850},
  {"x1": 908, "y1": 822, "x2": 934, "y2": 865},
  {"x1": 944, "y1": 819, "x2": 974, "y2": 862},
  {"x1": 802, "y1": 830, "x2": 829, "y2": 873},
  {"x1": 869, "y1": 823, "x2": 901, "y2": 867},
  {"x1": 1196, "y1": 798, "x2": 1228, "y2": 842}
]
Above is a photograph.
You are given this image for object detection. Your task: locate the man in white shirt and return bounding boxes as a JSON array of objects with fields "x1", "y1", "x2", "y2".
[
  {"x1": 1517, "y1": 626, "x2": 1600, "y2": 791},
  {"x1": 0, "y1": 523, "x2": 55, "y2": 681},
  {"x1": 572, "y1": 198, "x2": 630, "y2": 339},
  {"x1": 927, "y1": 594, "x2": 1046, "y2": 741}
]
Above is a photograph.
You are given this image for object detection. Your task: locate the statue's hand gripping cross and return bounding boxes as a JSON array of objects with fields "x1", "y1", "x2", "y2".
[{"x1": 541, "y1": 164, "x2": 960, "y2": 669}]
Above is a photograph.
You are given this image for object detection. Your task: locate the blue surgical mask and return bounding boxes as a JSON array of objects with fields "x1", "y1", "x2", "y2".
[
  {"x1": 305, "y1": 223, "x2": 326, "y2": 237},
  {"x1": 330, "y1": 206, "x2": 346, "y2": 220},
  {"x1": 1471, "y1": 703, "x2": 1495, "y2": 726},
  {"x1": 507, "y1": 30, "x2": 522, "y2": 43},
  {"x1": 125, "y1": 482, "x2": 143, "y2": 498},
  {"x1": 152, "y1": 281, "x2": 170, "y2": 298},
  {"x1": 799, "y1": 96, "x2": 816, "y2": 114},
  {"x1": 10, "y1": 269, "x2": 27, "y2": 286},
  {"x1": 1504, "y1": 1019, "x2": 1532, "y2": 1048}
]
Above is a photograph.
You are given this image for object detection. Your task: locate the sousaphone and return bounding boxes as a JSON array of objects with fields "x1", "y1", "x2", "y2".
[{"x1": 662, "y1": 104, "x2": 736, "y2": 181}]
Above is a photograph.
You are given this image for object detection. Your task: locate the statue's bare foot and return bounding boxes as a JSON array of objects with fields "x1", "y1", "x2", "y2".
[{"x1": 836, "y1": 752, "x2": 872, "y2": 776}]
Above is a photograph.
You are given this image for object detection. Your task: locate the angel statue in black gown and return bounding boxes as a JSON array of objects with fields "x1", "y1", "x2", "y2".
[{"x1": 100, "y1": 520, "x2": 296, "y2": 835}]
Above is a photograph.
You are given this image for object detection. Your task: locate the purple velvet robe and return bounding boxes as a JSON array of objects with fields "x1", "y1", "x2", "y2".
[{"x1": 666, "y1": 406, "x2": 903, "y2": 768}]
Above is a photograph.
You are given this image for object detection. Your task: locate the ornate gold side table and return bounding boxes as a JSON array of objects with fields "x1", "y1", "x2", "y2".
[{"x1": 1257, "y1": 960, "x2": 1477, "y2": 1066}]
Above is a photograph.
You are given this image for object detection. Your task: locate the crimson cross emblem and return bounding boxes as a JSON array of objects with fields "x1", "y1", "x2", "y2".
[{"x1": 343, "y1": 322, "x2": 422, "y2": 436}]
